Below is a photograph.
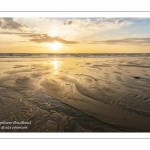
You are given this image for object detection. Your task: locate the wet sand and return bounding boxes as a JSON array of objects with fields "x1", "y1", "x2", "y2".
[{"x1": 0, "y1": 55, "x2": 150, "y2": 132}]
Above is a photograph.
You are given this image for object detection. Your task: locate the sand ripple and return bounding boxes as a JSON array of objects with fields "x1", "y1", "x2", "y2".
[{"x1": 0, "y1": 56, "x2": 150, "y2": 131}]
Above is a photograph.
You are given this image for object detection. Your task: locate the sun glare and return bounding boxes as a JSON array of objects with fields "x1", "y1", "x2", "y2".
[
  {"x1": 48, "y1": 41, "x2": 62, "y2": 50},
  {"x1": 51, "y1": 58, "x2": 62, "y2": 74},
  {"x1": 51, "y1": 59, "x2": 58, "y2": 70}
]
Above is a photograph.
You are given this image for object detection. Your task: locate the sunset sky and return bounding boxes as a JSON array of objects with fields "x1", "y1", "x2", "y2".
[{"x1": 0, "y1": 17, "x2": 150, "y2": 53}]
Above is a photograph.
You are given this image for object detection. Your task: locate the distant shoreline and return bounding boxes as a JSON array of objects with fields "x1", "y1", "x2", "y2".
[{"x1": 0, "y1": 53, "x2": 150, "y2": 58}]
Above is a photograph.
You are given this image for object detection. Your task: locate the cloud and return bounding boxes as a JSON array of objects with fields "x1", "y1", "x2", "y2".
[
  {"x1": 89, "y1": 38, "x2": 150, "y2": 45},
  {"x1": 0, "y1": 32, "x2": 78, "y2": 44},
  {"x1": 116, "y1": 19, "x2": 125, "y2": 24},
  {"x1": 64, "y1": 20, "x2": 73, "y2": 25},
  {"x1": 63, "y1": 18, "x2": 132, "y2": 30},
  {"x1": 0, "y1": 18, "x2": 28, "y2": 30},
  {"x1": 0, "y1": 32, "x2": 29, "y2": 35},
  {"x1": 29, "y1": 34, "x2": 78, "y2": 44}
]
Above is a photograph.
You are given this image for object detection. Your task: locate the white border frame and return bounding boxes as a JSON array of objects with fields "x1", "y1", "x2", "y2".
[
  {"x1": 0, "y1": 11, "x2": 150, "y2": 139},
  {"x1": 0, "y1": 12, "x2": 150, "y2": 18}
]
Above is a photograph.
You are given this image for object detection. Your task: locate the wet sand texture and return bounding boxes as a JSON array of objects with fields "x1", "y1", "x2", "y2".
[{"x1": 0, "y1": 55, "x2": 150, "y2": 132}]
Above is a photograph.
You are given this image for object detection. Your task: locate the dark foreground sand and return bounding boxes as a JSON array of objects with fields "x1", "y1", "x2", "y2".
[{"x1": 0, "y1": 55, "x2": 150, "y2": 132}]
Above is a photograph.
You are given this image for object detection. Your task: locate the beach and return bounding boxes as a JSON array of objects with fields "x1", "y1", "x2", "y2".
[{"x1": 0, "y1": 54, "x2": 150, "y2": 132}]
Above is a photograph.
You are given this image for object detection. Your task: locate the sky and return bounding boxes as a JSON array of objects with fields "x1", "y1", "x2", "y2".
[{"x1": 0, "y1": 17, "x2": 150, "y2": 53}]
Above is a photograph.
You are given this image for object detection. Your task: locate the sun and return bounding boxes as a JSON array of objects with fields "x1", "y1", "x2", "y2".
[{"x1": 48, "y1": 41, "x2": 62, "y2": 50}]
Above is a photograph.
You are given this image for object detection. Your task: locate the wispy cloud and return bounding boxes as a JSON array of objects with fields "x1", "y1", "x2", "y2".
[
  {"x1": 28, "y1": 33, "x2": 78, "y2": 44},
  {"x1": 0, "y1": 18, "x2": 29, "y2": 30},
  {"x1": 63, "y1": 18, "x2": 132, "y2": 30},
  {"x1": 0, "y1": 32, "x2": 78, "y2": 44},
  {"x1": 89, "y1": 38, "x2": 150, "y2": 45}
]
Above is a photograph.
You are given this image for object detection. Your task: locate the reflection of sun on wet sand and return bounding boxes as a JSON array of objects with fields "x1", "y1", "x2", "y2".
[{"x1": 0, "y1": 54, "x2": 150, "y2": 132}]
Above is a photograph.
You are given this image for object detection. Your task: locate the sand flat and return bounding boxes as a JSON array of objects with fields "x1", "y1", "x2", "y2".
[{"x1": 0, "y1": 54, "x2": 150, "y2": 132}]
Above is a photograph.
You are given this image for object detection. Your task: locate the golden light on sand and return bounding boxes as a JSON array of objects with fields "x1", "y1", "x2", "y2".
[
  {"x1": 51, "y1": 59, "x2": 61, "y2": 72},
  {"x1": 48, "y1": 41, "x2": 62, "y2": 50},
  {"x1": 52, "y1": 60, "x2": 58, "y2": 70}
]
